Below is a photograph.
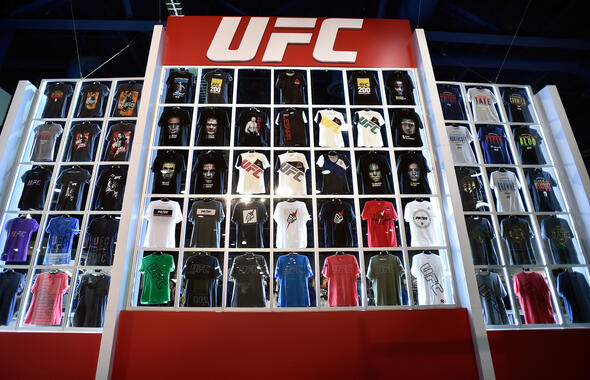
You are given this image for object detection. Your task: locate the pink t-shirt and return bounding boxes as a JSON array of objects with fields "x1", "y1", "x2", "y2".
[
  {"x1": 513, "y1": 271, "x2": 556, "y2": 324},
  {"x1": 322, "y1": 254, "x2": 360, "y2": 307},
  {"x1": 361, "y1": 200, "x2": 398, "y2": 247},
  {"x1": 25, "y1": 272, "x2": 69, "y2": 325}
]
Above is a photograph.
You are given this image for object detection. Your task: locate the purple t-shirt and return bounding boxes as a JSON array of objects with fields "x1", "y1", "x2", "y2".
[{"x1": 1, "y1": 218, "x2": 39, "y2": 262}]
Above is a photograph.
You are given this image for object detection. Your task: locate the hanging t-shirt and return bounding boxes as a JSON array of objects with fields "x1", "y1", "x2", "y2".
[
  {"x1": 315, "y1": 109, "x2": 348, "y2": 147},
  {"x1": 68, "y1": 122, "x2": 101, "y2": 162},
  {"x1": 514, "y1": 271, "x2": 556, "y2": 324},
  {"x1": 477, "y1": 125, "x2": 512, "y2": 164},
  {"x1": 55, "y1": 167, "x2": 91, "y2": 211},
  {"x1": 393, "y1": 109, "x2": 423, "y2": 147},
  {"x1": 18, "y1": 166, "x2": 52, "y2": 210},
  {"x1": 192, "y1": 151, "x2": 227, "y2": 194},
  {"x1": 143, "y1": 200, "x2": 183, "y2": 248},
  {"x1": 44, "y1": 216, "x2": 79, "y2": 265},
  {"x1": 467, "y1": 87, "x2": 500, "y2": 123},
  {"x1": 165, "y1": 70, "x2": 194, "y2": 103},
  {"x1": 230, "y1": 253, "x2": 269, "y2": 307},
  {"x1": 404, "y1": 200, "x2": 442, "y2": 247},
  {"x1": 0, "y1": 271, "x2": 25, "y2": 325},
  {"x1": 557, "y1": 271, "x2": 590, "y2": 323},
  {"x1": 275, "y1": 109, "x2": 308, "y2": 146},
  {"x1": 273, "y1": 200, "x2": 311, "y2": 249},
  {"x1": 366, "y1": 254, "x2": 404, "y2": 306},
  {"x1": 466, "y1": 217, "x2": 498, "y2": 265},
  {"x1": 353, "y1": 110, "x2": 385, "y2": 147},
  {"x1": 476, "y1": 272, "x2": 509, "y2": 325},
  {"x1": 513, "y1": 126, "x2": 544, "y2": 164},
  {"x1": 385, "y1": 71, "x2": 414, "y2": 105},
  {"x1": 526, "y1": 169, "x2": 559, "y2": 212},
  {"x1": 112, "y1": 81, "x2": 142, "y2": 117},
  {"x1": 411, "y1": 253, "x2": 448, "y2": 305},
  {"x1": 275, "y1": 254, "x2": 313, "y2": 307},
  {"x1": 30, "y1": 122, "x2": 63, "y2": 162},
  {"x1": 94, "y1": 166, "x2": 127, "y2": 211},
  {"x1": 322, "y1": 254, "x2": 360, "y2": 307},
  {"x1": 316, "y1": 152, "x2": 351, "y2": 194},
  {"x1": 235, "y1": 152, "x2": 270, "y2": 194},
  {"x1": 500, "y1": 217, "x2": 535, "y2": 265},
  {"x1": 361, "y1": 200, "x2": 398, "y2": 247},
  {"x1": 437, "y1": 84, "x2": 466, "y2": 120},
  {"x1": 188, "y1": 199, "x2": 225, "y2": 248},
  {"x1": 72, "y1": 273, "x2": 110, "y2": 327},
  {"x1": 276, "y1": 71, "x2": 306, "y2": 104},
  {"x1": 104, "y1": 122, "x2": 134, "y2": 161},
  {"x1": 183, "y1": 254, "x2": 222, "y2": 307},
  {"x1": 231, "y1": 200, "x2": 268, "y2": 248},
  {"x1": 151, "y1": 151, "x2": 186, "y2": 194},
  {"x1": 77, "y1": 82, "x2": 110, "y2": 118},
  {"x1": 318, "y1": 200, "x2": 355, "y2": 247},
  {"x1": 202, "y1": 70, "x2": 233, "y2": 104},
  {"x1": 357, "y1": 152, "x2": 392, "y2": 194},
  {"x1": 348, "y1": 71, "x2": 380, "y2": 105},
  {"x1": 489, "y1": 170, "x2": 524, "y2": 212},
  {"x1": 397, "y1": 152, "x2": 431, "y2": 195},
  {"x1": 42, "y1": 82, "x2": 73, "y2": 118},
  {"x1": 446, "y1": 125, "x2": 477, "y2": 164},
  {"x1": 24, "y1": 272, "x2": 69, "y2": 325},
  {"x1": 276, "y1": 152, "x2": 308, "y2": 195},
  {"x1": 502, "y1": 87, "x2": 532, "y2": 123},
  {"x1": 1, "y1": 218, "x2": 39, "y2": 262},
  {"x1": 236, "y1": 109, "x2": 269, "y2": 147},
  {"x1": 157, "y1": 108, "x2": 191, "y2": 146},
  {"x1": 456, "y1": 167, "x2": 486, "y2": 211},
  {"x1": 197, "y1": 108, "x2": 229, "y2": 146},
  {"x1": 541, "y1": 217, "x2": 578, "y2": 264},
  {"x1": 85, "y1": 216, "x2": 119, "y2": 266},
  {"x1": 139, "y1": 253, "x2": 175, "y2": 304}
]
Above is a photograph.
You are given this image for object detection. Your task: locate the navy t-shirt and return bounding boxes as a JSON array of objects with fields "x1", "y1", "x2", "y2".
[
  {"x1": 541, "y1": 217, "x2": 578, "y2": 264},
  {"x1": 557, "y1": 271, "x2": 590, "y2": 323},
  {"x1": 43, "y1": 83, "x2": 73, "y2": 118},
  {"x1": 231, "y1": 200, "x2": 268, "y2": 248},
  {"x1": 500, "y1": 217, "x2": 535, "y2": 265},
  {"x1": 165, "y1": 70, "x2": 194, "y2": 103},
  {"x1": 72, "y1": 273, "x2": 111, "y2": 327},
  {"x1": 183, "y1": 254, "x2": 222, "y2": 307},
  {"x1": 77, "y1": 83, "x2": 109, "y2": 118},
  {"x1": 527, "y1": 169, "x2": 559, "y2": 212},
  {"x1": 318, "y1": 200, "x2": 355, "y2": 247},
  {"x1": 86, "y1": 217, "x2": 119, "y2": 266},
  {"x1": 19, "y1": 166, "x2": 52, "y2": 210},
  {"x1": 478, "y1": 125, "x2": 512, "y2": 164},
  {"x1": 68, "y1": 122, "x2": 101, "y2": 162},
  {"x1": 0, "y1": 271, "x2": 25, "y2": 325},
  {"x1": 466, "y1": 217, "x2": 498, "y2": 265},
  {"x1": 437, "y1": 84, "x2": 466, "y2": 120}
]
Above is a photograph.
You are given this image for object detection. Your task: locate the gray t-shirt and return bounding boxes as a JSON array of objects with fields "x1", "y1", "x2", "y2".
[
  {"x1": 188, "y1": 199, "x2": 225, "y2": 248},
  {"x1": 31, "y1": 122, "x2": 63, "y2": 161},
  {"x1": 476, "y1": 272, "x2": 509, "y2": 325}
]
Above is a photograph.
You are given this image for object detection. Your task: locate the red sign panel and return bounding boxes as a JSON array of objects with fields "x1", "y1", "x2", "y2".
[{"x1": 163, "y1": 16, "x2": 415, "y2": 68}]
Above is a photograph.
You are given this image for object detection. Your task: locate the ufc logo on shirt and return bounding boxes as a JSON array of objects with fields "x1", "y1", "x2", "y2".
[
  {"x1": 241, "y1": 159, "x2": 263, "y2": 178},
  {"x1": 279, "y1": 162, "x2": 304, "y2": 182},
  {"x1": 358, "y1": 116, "x2": 380, "y2": 134}
]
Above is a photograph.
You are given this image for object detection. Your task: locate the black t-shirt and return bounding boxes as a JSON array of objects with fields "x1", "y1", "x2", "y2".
[
  {"x1": 183, "y1": 254, "x2": 222, "y2": 307},
  {"x1": 348, "y1": 71, "x2": 380, "y2": 105},
  {"x1": 151, "y1": 151, "x2": 186, "y2": 194},
  {"x1": 437, "y1": 84, "x2": 466, "y2": 120},
  {"x1": 77, "y1": 83, "x2": 110, "y2": 117},
  {"x1": 104, "y1": 123, "x2": 135, "y2": 161},
  {"x1": 318, "y1": 200, "x2": 355, "y2": 247},
  {"x1": 275, "y1": 109, "x2": 308, "y2": 146},
  {"x1": 466, "y1": 217, "x2": 498, "y2": 265},
  {"x1": 513, "y1": 126, "x2": 545, "y2": 165},
  {"x1": 165, "y1": 70, "x2": 194, "y2": 103},
  {"x1": 502, "y1": 87, "x2": 532, "y2": 123},
  {"x1": 385, "y1": 71, "x2": 414, "y2": 105},
  {"x1": 86, "y1": 217, "x2": 119, "y2": 266},
  {"x1": 19, "y1": 166, "x2": 52, "y2": 210},
  {"x1": 0, "y1": 271, "x2": 25, "y2": 325},
  {"x1": 541, "y1": 217, "x2": 578, "y2": 264},
  {"x1": 236, "y1": 109, "x2": 269, "y2": 147},
  {"x1": 68, "y1": 122, "x2": 101, "y2": 162},
  {"x1": 56, "y1": 167, "x2": 91, "y2": 211},
  {"x1": 73, "y1": 273, "x2": 110, "y2": 327},
  {"x1": 456, "y1": 167, "x2": 485, "y2": 211},
  {"x1": 112, "y1": 82, "x2": 142, "y2": 117},
  {"x1": 202, "y1": 70, "x2": 233, "y2": 104},
  {"x1": 316, "y1": 152, "x2": 351, "y2": 194},
  {"x1": 526, "y1": 169, "x2": 559, "y2": 211},
  {"x1": 231, "y1": 200, "x2": 268, "y2": 248},
  {"x1": 397, "y1": 152, "x2": 431, "y2": 195},
  {"x1": 95, "y1": 166, "x2": 127, "y2": 210},
  {"x1": 500, "y1": 216, "x2": 536, "y2": 265},
  {"x1": 357, "y1": 152, "x2": 392, "y2": 194},
  {"x1": 158, "y1": 108, "x2": 191, "y2": 146},
  {"x1": 197, "y1": 108, "x2": 229, "y2": 146},
  {"x1": 393, "y1": 109, "x2": 423, "y2": 147},
  {"x1": 276, "y1": 72, "x2": 306, "y2": 104},
  {"x1": 43, "y1": 83, "x2": 73, "y2": 118},
  {"x1": 230, "y1": 253, "x2": 269, "y2": 307},
  {"x1": 192, "y1": 151, "x2": 227, "y2": 194}
]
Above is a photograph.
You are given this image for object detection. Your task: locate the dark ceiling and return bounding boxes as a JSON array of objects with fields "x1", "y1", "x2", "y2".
[{"x1": 0, "y1": 0, "x2": 589, "y2": 169}]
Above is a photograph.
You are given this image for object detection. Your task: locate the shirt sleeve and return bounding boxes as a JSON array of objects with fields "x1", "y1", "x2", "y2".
[
  {"x1": 391, "y1": 203, "x2": 398, "y2": 221},
  {"x1": 497, "y1": 275, "x2": 508, "y2": 298},
  {"x1": 489, "y1": 172, "x2": 496, "y2": 190},
  {"x1": 513, "y1": 274, "x2": 520, "y2": 296},
  {"x1": 366, "y1": 256, "x2": 374, "y2": 280},
  {"x1": 465, "y1": 127, "x2": 474, "y2": 143},
  {"x1": 218, "y1": 202, "x2": 225, "y2": 222},
  {"x1": 301, "y1": 154, "x2": 309, "y2": 171},
  {"x1": 403, "y1": 203, "x2": 412, "y2": 223},
  {"x1": 144, "y1": 202, "x2": 153, "y2": 220},
  {"x1": 168, "y1": 254, "x2": 176, "y2": 272},
  {"x1": 513, "y1": 172, "x2": 522, "y2": 189},
  {"x1": 261, "y1": 256, "x2": 269, "y2": 278},
  {"x1": 361, "y1": 202, "x2": 369, "y2": 221},
  {"x1": 305, "y1": 256, "x2": 313, "y2": 278},
  {"x1": 301, "y1": 202, "x2": 311, "y2": 222},
  {"x1": 187, "y1": 202, "x2": 195, "y2": 223},
  {"x1": 352, "y1": 256, "x2": 360, "y2": 277},
  {"x1": 174, "y1": 202, "x2": 183, "y2": 224},
  {"x1": 314, "y1": 111, "x2": 322, "y2": 125},
  {"x1": 301, "y1": 111, "x2": 308, "y2": 124},
  {"x1": 321, "y1": 257, "x2": 330, "y2": 279},
  {"x1": 275, "y1": 111, "x2": 281, "y2": 126},
  {"x1": 467, "y1": 88, "x2": 474, "y2": 102},
  {"x1": 261, "y1": 154, "x2": 270, "y2": 169},
  {"x1": 274, "y1": 257, "x2": 281, "y2": 279},
  {"x1": 376, "y1": 112, "x2": 385, "y2": 127},
  {"x1": 273, "y1": 203, "x2": 281, "y2": 224},
  {"x1": 261, "y1": 203, "x2": 269, "y2": 223},
  {"x1": 338, "y1": 111, "x2": 349, "y2": 131},
  {"x1": 231, "y1": 203, "x2": 239, "y2": 224},
  {"x1": 60, "y1": 273, "x2": 69, "y2": 294},
  {"x1": 234, "y1": 154, "x2": 243, "y2": 170},
  {"x1": 316, "y1": 154, "x2": 324, "y2": 168},
  {"x1": 410, "y1": 255, "x2": 419, "y2": 278},
  {"x1": 556, "y1": 273, "x2": 564, "y2": 297}
]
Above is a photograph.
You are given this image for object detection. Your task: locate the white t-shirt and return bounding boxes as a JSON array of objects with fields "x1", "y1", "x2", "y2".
[
  {"x1": 403, "y1": 200, "x2": 442, "y2": 247},
  {"x1": 354, "y1": 110, "x2": 385, "y2": 147},
  {"x1": 276, "y1": 152, "x2": 308, "y2": 195},
  {"x1": 143, "y1": 199, "x2": 183, "y2": 248},
  {"x1": 410, "y1": 253, "x2": 448, "y2": 305},
  {"x1": 446, "y1": 125, "x2": 477, "y2": 164},
  {"x1": 273, "y1": 200, "x2": 311, "y2": 248},
  {"x1": 489, "y1": 170, "x2": 524, "y2": 212},
  {"x1": 235, "y1": 152, "x2": 270, "y2": 194},
  {"x1": 315, "y1": 109, "x2": 348, "y2": 147},
  {"x1": 467, "y1": 87, "x2": 500, "y2": 123}
]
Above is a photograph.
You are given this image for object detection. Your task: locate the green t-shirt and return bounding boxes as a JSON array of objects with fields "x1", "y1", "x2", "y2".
[
  {"x1": 139, "y1": 253, "x2": 175, "y2": 304},
  {"x1": 366, "y1": 254, "x2": 404, "y2": 306}
]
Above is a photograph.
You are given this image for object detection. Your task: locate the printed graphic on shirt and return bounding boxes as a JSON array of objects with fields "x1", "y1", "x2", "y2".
[
  {"x1": 105, "y1": 174, "x2": 122, "y2": 198},
  {"x1": 85, "y1": 91, "x2": 100, "y2": 110},
  {"x1": 279, "y1": 161, "x2": 305, "y2": 182},
  {"x1": 145, "y1": 261, "x2": 168, "y2": 290},
  {"x1": 440, "y1": 92, "x2": 457, "y2": 103},
  {"x1": 368, "y1": 162, "x2": 383, "y2": 189},
  {"x1": 159, "y1": 162, "x2": 176, "y2": 187},
  {"x1": 74, "y1": 132, "x2": 89, "y2": 150},
  {"x1": 358, "y1": 115, "x2": 380, "y2": 134},
  {"x1": 420, "y1": 262, "x2": 445, "y2": 302},
  {"x1": 241, "y1": 159, "x2": 264, "y2": 178},
  {"x1": 116, "y1": 90, "x2": 139, "y2": 116},
  {"x1": 549, "y1": 227, "x2": 571, "y2": 248},
  {"x1": 38, "y1": 131, "x2": 52, "y2": 146},
  {"x1": 401, "y1": 118, "x2": 416, "y2": 136},
  {"x1": 357, "y1": 78, "x2": 371, "y2": 94},
  {"x1": 286, "y1": 210, "x2": 298, "y2": 229},
  {"x1": 509, "y1": 93, "x2": 527, "y2": 107},
  {"x1": 473, "y1": 94, "x2": 492, "y2": 106},
  {"x1": 196, "y1": 208, "x2": 216, "y2": 216},
  {"x1": 282, "y1": 114, "x2": 292, "y2": 141},
  {"x1": 210, "y1": 78, "x2": 222, "y2": 94},
  {"x1": 62, "y1": 181, "x2": 79, "y2": 203},
  {"x1": 519, "y1": 133, "x2": 537, "y2": 148},
  {"x1": 110, "y1": 130, "x2": 131, "y2": 158},
  {"x1": 166, "y1": 117, "x2": 181, "y2": 138},
  {"x1": 172, "y1": 78, "x2": 188, "y2": 99},
  {"x1": 412, "y1": 209, "x2": 431, "y2": 228},
  {"x1": 153, "y1": 208, "x2": 172, "y2": 217},
  {"x1": 533, "y1": 177, "x2": 552, "y2": 193},
  {"x1": 204, "y1": 118, "x2": 218, "y2": 140},
  {"x1": 201, "y1": 163, "x2": 216, "y2": 189},
  {"x1": 333, "y1": 209, "x2": 344, "y2": 226},
  {"x1": 321, "y1": 115, "x2": 342, "y2": 134},
  {"x1": 245, "y1": 116, "x2": 261, "y2": 137},
  {"x1": 243, "y1": 209, "x2": 257, "y2": 224}
]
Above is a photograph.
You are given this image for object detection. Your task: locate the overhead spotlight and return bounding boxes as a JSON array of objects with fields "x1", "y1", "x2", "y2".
[{"x1": 165, "y1": 0, "x2": 184, "y2": 16}]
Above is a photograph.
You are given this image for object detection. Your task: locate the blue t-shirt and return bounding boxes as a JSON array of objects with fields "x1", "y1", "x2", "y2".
[
  {"x1": 275, "y1": 254, "x2": 313, "y2": 307},
  {"x1": 478, "y1": 125, "x2": 512, "y2": 164},
  {"x1": 557, "y1": 271, "x2": 590, "y2": 323},
  {"x1": 44, "y1": 217, "x2": 80, "y2": 265},
  {"x1": 437, "y1": 84, "x2": 466, "y2": 121}
]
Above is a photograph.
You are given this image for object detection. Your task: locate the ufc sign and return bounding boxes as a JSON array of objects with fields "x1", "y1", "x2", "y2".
[{"x1": 206, "y1": 17, "x2": 362, "y2": 63}]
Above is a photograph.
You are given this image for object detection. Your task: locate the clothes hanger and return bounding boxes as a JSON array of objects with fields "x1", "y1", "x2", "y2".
[
  {"x1": 336, "y1": 251, "x2": 344, "y2": 255},
  {"x1": 154, "y1": 251, "x2": 163, "y2": 256},
  {"x1": 287, "y1": 198, "x2": 296, "y2": 202},
  {"x1": 161, "y1": 197, "x2": 169, "y2": 202},
  {"x1": 203, "y1": 197, "x2": 212, "y2": 202},
  {"x1": 378, "y1": 251, "x2": 388, "y2": 256},
  {"x1": 499, "y1": 167, "x2": 506, "y2": 172}
]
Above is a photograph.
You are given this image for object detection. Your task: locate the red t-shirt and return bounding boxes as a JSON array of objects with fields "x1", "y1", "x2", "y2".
[
  {"x1": 322, "y1": 254, "x2": 360, "y2": 307},
  {"x1": 513, "y1": 271, "x2": 556, "y2": 324},
  {"x1": 361, "y1": 200, "x2": 398, "y2": 247},
  {"x1": 25, "y1": 272, "x2": 69, "y2": 325}
]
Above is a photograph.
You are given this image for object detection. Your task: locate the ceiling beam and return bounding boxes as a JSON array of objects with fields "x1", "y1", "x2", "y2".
[{"x1": 0, "y1": 18, "x2": 162, "y2": 31}]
